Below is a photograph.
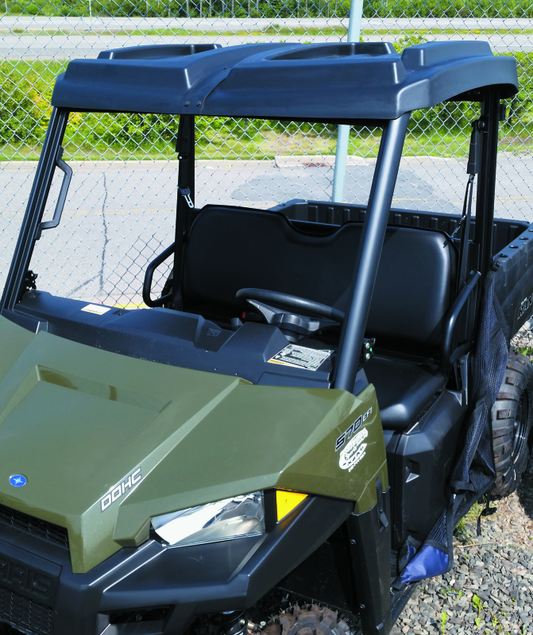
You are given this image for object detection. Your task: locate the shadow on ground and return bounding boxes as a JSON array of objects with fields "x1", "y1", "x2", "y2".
[{"x1": 517, "y1": 456, "x2": 533, "y2": 520}]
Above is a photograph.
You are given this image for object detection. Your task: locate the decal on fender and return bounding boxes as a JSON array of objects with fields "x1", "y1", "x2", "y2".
[
  {"x1": 100, "y1": 466, "x2": 142, "y2": 512},
  {"x1": 335, "y1": 406, "x2": 372, "y2": 451},
  {"x1": 339, "y1": 428, "x2": 368, "y2": 472}
]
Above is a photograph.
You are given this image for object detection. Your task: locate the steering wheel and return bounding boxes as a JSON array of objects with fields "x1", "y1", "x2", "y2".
[
  {"x1": 236, "y1": 288, "x2": 344, "y2": 342},
  {"x1": 236, "y1": 288, "x2": 344, "y2": 322}
]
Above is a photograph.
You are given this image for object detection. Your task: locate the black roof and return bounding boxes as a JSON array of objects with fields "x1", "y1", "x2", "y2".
[{"x1": 52, "y1": 41, "x2": 518, "y2": 122}]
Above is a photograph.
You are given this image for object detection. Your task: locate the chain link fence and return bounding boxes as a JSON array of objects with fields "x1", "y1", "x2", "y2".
[{"x1": 1, "y1": 5, "x2": 532, "y2": 306}]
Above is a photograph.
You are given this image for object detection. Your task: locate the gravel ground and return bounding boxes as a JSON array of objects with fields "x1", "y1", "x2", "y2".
[
  {"x1": 392, "y1": 459, "x2": 533, "y2": 635},
  {"x1": 393, "y1": 331, "x2": 533, "y2": 635}
]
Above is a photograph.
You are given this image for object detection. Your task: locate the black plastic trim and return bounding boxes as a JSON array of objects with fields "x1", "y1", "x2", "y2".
[
  {"x1": 37, "y1": 151, "x2": 72, "y2": 237},
  {"x1": 272, "y1": 200, "x2": 528, "y2": 255},
  {"x1": 493, "y1": 222, "x2": 533, "y2": 338},
  {"x1": 346, "y1": 487, "x2": 392, "y2": 635},
  {"x1": 14, "y1": 291, "x2": 334, "y2": 389},
  {"x1": 143, "y1": 242, "x2": 175, "y2": 307},
  {"x1": 0, "y1": 496, "x2": 353, "y2": 635},
  {"x1": 51, "y1": 42, "x2": 517, "y2": 120}
]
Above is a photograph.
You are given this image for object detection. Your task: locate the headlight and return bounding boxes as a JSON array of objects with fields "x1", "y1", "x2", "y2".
[{"x1": 151, "y1": 491, "x2": 265, "y2": 547}]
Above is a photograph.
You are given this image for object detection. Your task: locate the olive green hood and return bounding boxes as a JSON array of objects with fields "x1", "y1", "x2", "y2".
[{"x1": 0, "y1": 318, "x2": 386, "y2": 573}]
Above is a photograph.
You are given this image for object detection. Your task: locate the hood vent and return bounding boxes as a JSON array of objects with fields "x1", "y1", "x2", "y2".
[{"x1": 0, "y1": 504, "x2": 68, "y2": 550}]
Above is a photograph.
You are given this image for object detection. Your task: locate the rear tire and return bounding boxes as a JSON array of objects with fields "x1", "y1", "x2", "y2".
[
  {"x1": 260, "y1": 605, "x2": 353, "y2": 635},
  {"x1": 491, "y1": 351, "x2": 533, "y2": 498}
]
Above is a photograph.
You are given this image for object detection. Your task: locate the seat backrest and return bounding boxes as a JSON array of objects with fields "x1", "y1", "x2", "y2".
[{"x1": 182, "y1": 206, "x2": 457, "y2": 348}]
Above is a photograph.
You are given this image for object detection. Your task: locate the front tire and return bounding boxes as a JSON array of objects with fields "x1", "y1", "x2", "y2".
[
  {"x1": 261, "y1": 605, "x2": 353, "y2": 635},
  {"x1": 491, "y1": 351, "x2": 533, "y2": 498}
]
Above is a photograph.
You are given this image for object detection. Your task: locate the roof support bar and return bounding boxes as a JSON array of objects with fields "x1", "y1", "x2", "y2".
[
  {"x1": 334, "y1": 113, "x2": 410, "y2": 393},
  {"x1": 0, "y1": 107, "x2": 69, "y2": 314},
  {"x1": 172, "y1": 114, "x2": 196, "y2": 310},
  {"x1": 475, "y1": 88, "x2": 501, "y2": 280}
]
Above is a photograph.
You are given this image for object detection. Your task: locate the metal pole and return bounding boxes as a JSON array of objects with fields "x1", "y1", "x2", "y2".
[
  {"x1": 333, "y1": 114, "x2": 410, "y2": 392},
  {"x1": 331, "y1": 0, "x2": 364, "y2": 202}
]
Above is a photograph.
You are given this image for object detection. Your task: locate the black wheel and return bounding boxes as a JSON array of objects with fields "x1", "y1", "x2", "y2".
[
  {"x1": 491, "y1": 350, "x2": 533, "y2": 498},
  {"x1": 260, "y1": 604, "x2": 354, "y2": 635}
]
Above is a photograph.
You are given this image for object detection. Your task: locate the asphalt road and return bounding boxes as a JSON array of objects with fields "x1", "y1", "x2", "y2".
[
  {"x1": 1, "y1": 17, "x2": 532, "y2": 59},
  {"x1": 1, "y1": 155, "x2": 532, "y2": 305}
]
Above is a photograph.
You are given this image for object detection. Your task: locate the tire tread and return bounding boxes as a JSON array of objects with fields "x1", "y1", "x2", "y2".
[{"x1": 491, "y1": 351, "x2": 533, "y2": 498}]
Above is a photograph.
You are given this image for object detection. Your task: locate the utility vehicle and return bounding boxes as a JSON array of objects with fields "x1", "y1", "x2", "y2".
[{"x1": 0, "y1": 40, "x2": 531, "y2": 635}]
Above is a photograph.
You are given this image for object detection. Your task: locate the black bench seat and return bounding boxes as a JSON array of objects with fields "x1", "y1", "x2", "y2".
[
  {"x1": 364, "y1": 356, "x2": 448, "y2": 430},
  {"x1": 181, "y1": 205, "x2": 458, "y2": 429}
]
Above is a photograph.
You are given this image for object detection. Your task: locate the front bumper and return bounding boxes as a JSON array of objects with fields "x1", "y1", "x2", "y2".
[{"x1": 0, "y1": 496, "x2": 353, "y2": 635}]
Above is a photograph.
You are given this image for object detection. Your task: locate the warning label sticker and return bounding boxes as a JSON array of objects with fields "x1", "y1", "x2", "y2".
[
  {"x1": 268, "y1": 344, "x2": 333, "y2": 372},
  {"x1": 81, "y1": 304, "x2": 111, "y2": 315}
]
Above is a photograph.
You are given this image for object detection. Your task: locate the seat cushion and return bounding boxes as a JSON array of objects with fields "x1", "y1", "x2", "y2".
[
  {"x1": 182, "y1": 205, "x2": 457, "y2": 349},
  {"x1": 365, "y1": 355, "x2": 448, "y2": 430}
]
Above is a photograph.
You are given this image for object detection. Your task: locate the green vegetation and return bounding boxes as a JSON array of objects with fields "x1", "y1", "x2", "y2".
[
  {"x1": 365, "y1": 0, "x2": 533, "y2": 19},
  {"x1": 5, "y1": 0, "x2": 352, "y2": 18},
  {"x1": 3, "y1": 26, "x2": 533, "y2": 38},
  {"x1": 4, "y1": 0, "x2": 533, "y2": 19},
  {"x1": 441, "y1": 610, "x2": 448, "y2": 635},
  {"x1": 454, "y1": 500, "x2": 482, "y2": 541},
  {"x1": 0, "y1": 60, "x2": 65, "y2": 159},
  {"x1": 472, "y1": 593, "x2": 484, "y2": 628}
]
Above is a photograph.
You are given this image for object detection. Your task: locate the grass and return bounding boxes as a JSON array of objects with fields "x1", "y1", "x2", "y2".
[
  {"x1": 0, "y1": 126, "x2": 524, "y2": 163},
  {"x1": 0, "y1": 144, "x2": 43, "y2": 161},
  {"x1": 454, "y1": 500, "x2": 482, "y2": 541},
  {"x1": 2, "y1": 128, "x2": 475, "y2": 162},
  {"x1": 3, "y1": 25, "x2": 533, "y2": 37}
]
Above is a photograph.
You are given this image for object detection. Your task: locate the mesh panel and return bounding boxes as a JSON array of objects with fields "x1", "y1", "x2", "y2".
[
  {"x1": 427, "y1": 508, "x2": 447, "y2": 545},
  {"x1": 472, "y1": 279, "x2": 510, "y2": 405},
  {"x1": 453, "y1": 275, "x2": 509, "y2": 486},
  {"x1": 401, "y1": 274, "x2": 510, "y2": 586}
]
